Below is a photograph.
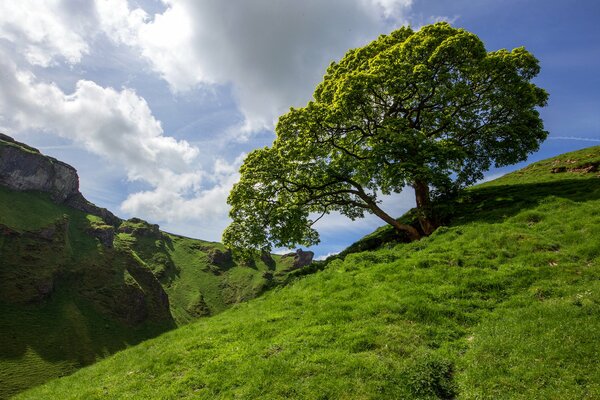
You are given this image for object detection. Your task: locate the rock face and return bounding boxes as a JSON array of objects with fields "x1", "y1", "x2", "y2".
[
  {"x1": 117, "y1": 218, "x2": 161, "y2": 238},
  {"x1": 87, "y1": 224, "x2": 115, "y2": 248},
  {"x1": 0, "y1": 133, "x2": 120, "y2": 226},
  {"x1": 0, "y1": 134, "x2": 174, "y2": 325},
  {"x1": 0, "y1": 217, "x2": 70, "y2": 304},
  {"x1": 186, "y1": 293, "x2": 211, "y2": 317},
  {"x1": 72, "y1": 250, "x2": 173, "y2": 327},
  {"x1": 260, "y1": 251, "x2": 276, "y2": 270},
  {"x1": 66, "y1": 192, "x2": 121, "y2": 227},
  {"x1": 282, "y1": 249, "x2": 314, "y2": 270},
  {"x1": 207, "y1": 248, "x2": 233, "y2": 268},
  {"x1": 0, "y1": 133, "x2": 78, "y2": 202}
]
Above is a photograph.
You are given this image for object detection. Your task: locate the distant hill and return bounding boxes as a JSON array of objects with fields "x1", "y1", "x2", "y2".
[
  {"x1": 14, "y1": 145, "x2": 600, "y2": 399},
  {"x1": 0, "y1": 134, "x2": 313, "y2": 399}
]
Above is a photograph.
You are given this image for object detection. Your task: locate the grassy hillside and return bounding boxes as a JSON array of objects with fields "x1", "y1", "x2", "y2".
[
  {"x1": 18, "y1": 146, "x2": 600, "y2": 399},
  {"x1": 0, "y1": 188, "x2": 172, "y2": 398},
  {"x1": 0, "y1": 189, "x2": 299, "y2": 398},
  {"x1": 116, "y1": 224, "x2": 297, "y2": 325}
]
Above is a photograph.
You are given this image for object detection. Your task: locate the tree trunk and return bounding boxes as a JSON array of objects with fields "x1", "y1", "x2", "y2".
[
  {"x1": 358, "y1": 193, "x2": 421, "y2": 241},
  {"x1": 371, "y1": 205, "x2": 421, "y2": 241},
  {"x1": 413, "y1": 180, "x2": 436, "y2": 235}
]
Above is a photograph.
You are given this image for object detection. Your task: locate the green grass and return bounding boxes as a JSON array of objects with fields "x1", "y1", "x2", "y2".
[
  {"x1": 0, "y1": 186, "x2": 303, "y2": 398},
  {"x1": 16, "y1": 146, "x2": 600, "y2": 399},
  {"x1": 0, "y1": 289, "x2": 168, "y2": 399},
  {"x1": 484, "y1": 145, "x2": 600, "y2": 185},
  {"x1": 0, "y1": 189, "x2": 175, "y2": 398},
  {"x1": 0, "y1": 137, "x2": 40, "y2": 155},
  {"x1": 118, "y1": 230, "x2": 297, "y2": 325},
  {"x1": 0, "y1": 187, "x2": 70, "y2": 231}
]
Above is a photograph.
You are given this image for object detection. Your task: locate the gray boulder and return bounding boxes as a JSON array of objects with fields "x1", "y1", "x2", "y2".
[{"x1": 282, "y1": 249, "x2": 314, "y2": 270}]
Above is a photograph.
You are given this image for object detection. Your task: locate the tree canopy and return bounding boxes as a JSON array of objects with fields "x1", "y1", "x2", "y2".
[{"x1": 223, "y1": 22, "x2": 548, "y2": 252}]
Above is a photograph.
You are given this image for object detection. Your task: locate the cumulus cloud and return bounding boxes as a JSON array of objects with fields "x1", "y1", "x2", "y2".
[
  {"x1": 0, "y1": 0, "x2": 96, "y2": 66},
  {"x1": 120, "y1": 157, "x2": 242, "y2": 239},
  {"x1": 0, "y1": 0, "x2": 422, "y2": 242},
  {"x1": 120, "y1": 154, "x2": 245, "y2": 224},
  {"x1": 312, "y1": 189, "x2": 416, "y2": 234},
  {"x1": 96, "y1": 0, "x2": 413, "y2": 132},
  {"x1": 0, "y1": 55, "x2": 240, "y2": 239},
  {"x1": 368, "y1": 0, "x2": 413, "y2": 18},
  {"x1": 0, "y1": 57, "x2": 197, "y2": 183}
]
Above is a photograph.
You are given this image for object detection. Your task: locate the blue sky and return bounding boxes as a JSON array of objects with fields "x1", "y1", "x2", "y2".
[{"x1": 0, "y1": 0, "x2": 598, "y2": 258}]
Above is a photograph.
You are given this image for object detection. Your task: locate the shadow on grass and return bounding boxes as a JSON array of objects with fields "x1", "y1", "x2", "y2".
[
  {"x1": 0, "y1": 221, "x2": 177, "y2": 398},
  {"x1": 0, "y1": 287, "x2": 175, "y2": 399},
  {"x1": 336, "y1": 177, "x2": 600, "y2": 259},
  {"x1": 455, "y1": 177, "x2": 600, "y2": 225}
]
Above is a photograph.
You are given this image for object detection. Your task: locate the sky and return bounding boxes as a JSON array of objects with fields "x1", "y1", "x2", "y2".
[{"x1": 0, "y1": 0, "x2": 598, "y2": 258}]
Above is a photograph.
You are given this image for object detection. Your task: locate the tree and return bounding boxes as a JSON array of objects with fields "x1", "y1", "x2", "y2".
[{"x1": 223, "y1": 22, "x2": 548, "y2": 252}]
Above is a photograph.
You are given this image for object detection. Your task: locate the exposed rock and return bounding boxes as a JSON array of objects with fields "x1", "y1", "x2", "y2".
[
  {"x1": 262, "y1": 270, "x2": 274, "y2": 281},
  {"x1": 551, "y1": 161, "x2": 599, "y2": 174},
  {"x1": 148, "y1": 252, "x2": 176, "y2": 280},
  {"x1": 0, "y1": 133, "x2": 120, "y2": 226},
  {"x1": 36, "y1": 224, "x2": 58, "y2": 241},
  {"x1": 239, "y1": 257, "x2": 256, "y2": 269},
  {"x1": 87, "y1": 224, "x2": 115, "y2": 248},
  {"x1": 571, "y1": 162, "x2": 598, "y2": 173},
  {"x1": 0, "y1": 136, "x2": 78, "y2": 202},
  {"x1": 66, "y1": 192, "x2": 121, "y2": 227},
  {"x1": 0, "y1": 224, "x2": 19, "y2": 237},
  {"x1": 206, "y1": 248, "x2": 233, "y2": 268},
  {"x1": 111, "y1": 283, "x2": 149, "y2": 326},
  {"x1": 77, "y1": 253, "x2": 173, "y2": 327},
  {"x1": 260, "y1": 251, "x2": 276, "y2": 270},
  {"x1": 0, "y1": 217, "x2": 70, "y2": 303},
  {"x1": 187, "y1": 293, "x2": 211, "y2": 317},
  {"x1": 35, "y1": 280, "x2": 55, "y2": 297},
  {"x1": 117, "y1": 217, "x2": 161, "y2": 239},
  {"x1": 281, "y1": 249, "x2": 314, "y2": 270},
  {"x1": 124, "y1": 254, "x2": 171, "y2": 324}
]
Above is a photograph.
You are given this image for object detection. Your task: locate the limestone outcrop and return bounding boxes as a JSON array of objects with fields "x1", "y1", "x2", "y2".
[
  {"x1": 0, "y1": 133, "x2": 120, "y2": 225},
  {"x1": 0, "y1": 217, "x2": 70, "y2": 303},
  {"x1": 0, "y1": 133, "x2": 78, "y2": 202},
  {"x1": 281, "y1": 249, "x2": 314, "y2": 270}
]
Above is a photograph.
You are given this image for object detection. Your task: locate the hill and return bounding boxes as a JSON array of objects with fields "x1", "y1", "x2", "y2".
[
  {"x1": 17, "y1": 146, "x2": 600, "y2": 399},
  {"x1": 0, "y1": 135, "x2": 311, "y2": 398}
]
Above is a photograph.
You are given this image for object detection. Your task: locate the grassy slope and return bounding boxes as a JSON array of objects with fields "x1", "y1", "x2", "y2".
[
  {"x1": 0, "y1": 190, "x2": 294, "y2": 398},
  {"x1": 18, "y1": 146, "x2": 600, "y2": 399},
  {"x1": 0, "y1": 189, "x2": 172, "y2": 398},
  {"x1": 118, "y1": 230, "x2": 294, "y2": 325}
]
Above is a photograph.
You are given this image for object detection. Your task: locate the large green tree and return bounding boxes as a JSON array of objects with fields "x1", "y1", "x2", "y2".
[{"x1": 223, "y1": 22, "x2": 548, "y2": 251}]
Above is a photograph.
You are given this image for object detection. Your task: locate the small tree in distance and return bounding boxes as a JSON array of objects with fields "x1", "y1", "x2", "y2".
[{"x1": 223, "y1": 22, "x2": 548, "y2": 252}]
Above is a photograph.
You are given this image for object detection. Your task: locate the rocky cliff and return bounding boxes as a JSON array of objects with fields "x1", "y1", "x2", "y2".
[
  {"x1": 0, "y1": 134, "x2": 316, "y2": 398},
  {"x1": 0, "y1": 134, "x2": 173, "y2": 320},
  {"x1": 0, "y1": 133, "x2": 120, "y2": 226}
]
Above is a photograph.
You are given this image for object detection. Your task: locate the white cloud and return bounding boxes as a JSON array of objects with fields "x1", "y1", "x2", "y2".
[
  {"x1": 120, "y1": 160, "x2": 240, "y2": 238},
  {"x1": 0, "y1": 0, "x2": 95, "y2": 66},
  {"x1": 549, "y1": 136, "x2": 600, "y2": 143},
  {"x1": 120, "y1": 153, "x2": 245, "y2": 225},
  {"x1": 0, "y1": 55, "x2": 240, "y2": 240},
  {"x1": 96, "y1": 0, "x2": 413, "y2": 133},
  {"x1": 0, "y1": 0, "x2": 424, "y2": 243},
  {"x1": 313, "y1": 189, "x2": 416, "y2": 234},
  {"x1": 315, "y1": 252, "x2": 339, "y2": 261},
  {"x1": 0, "y1": 58, "x2": 197, "y2": 184},
  {"x1": 367, "y1": 0, "x2": 413, "y2": 18}
]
